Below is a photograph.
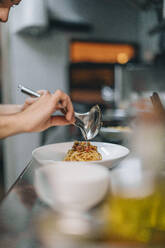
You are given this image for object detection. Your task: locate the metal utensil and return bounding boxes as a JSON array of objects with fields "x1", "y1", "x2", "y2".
[
  {"x1": 74, "y1": 105, "x2": 102, "y2": 140},
  {"x1": 18, "y1": 84, "x2": 102, "y2": 140}
]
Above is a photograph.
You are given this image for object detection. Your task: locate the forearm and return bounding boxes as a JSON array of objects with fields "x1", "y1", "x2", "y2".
[
  {"x1": 0, "y1": 114, "x2": 24, "y2": 139},
  {"x1": 0, "y1": 104, "x2": 22, "y2": 115}
]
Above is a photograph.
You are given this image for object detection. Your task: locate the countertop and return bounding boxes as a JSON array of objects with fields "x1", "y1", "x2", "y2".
[{"x1": 0, "y1": 157, "x2": 165, "y2": 248}]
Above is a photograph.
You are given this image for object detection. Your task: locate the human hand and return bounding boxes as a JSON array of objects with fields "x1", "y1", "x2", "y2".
[
  {"x1": 0, "y1": 104, "x2": 22, "y2": 115},
  {"x1": 21, "y1": 90, "x2": 46, "y2": 111},
  {"x1": 17, "y1": 89, "x2": 75, "y2": 133}
]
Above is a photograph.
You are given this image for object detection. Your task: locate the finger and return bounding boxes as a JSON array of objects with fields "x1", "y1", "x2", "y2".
[
  {"x1": 50, "y1": 116, "x2": 72, "y2": 126},
  {"x1": 37, "y1": 90, "x2": 47, "y2": 96},
  {"x1": 65, "y1": 97, "x2": 75, "y2": 122},
  {"x1": 53, "y1": 90, "x2": 75, "y2": 121},
  {"x1": 57, "y1": 103, "x2": 75, "y2": 122},
  {"x1": 58, "y1": 96, "x2": 74, "y2": 121},
  {"x1": 22, "y1": 97, "x2": 38, "y2": 111},
  {"x1": 25, "y1": 97, "x2": 37, "y2": 105},
  {"x1": 53, "y1": 90, "x2": 68, "y2": 106},
  {"x1": 70, "y1": 114, "x2": 76, "y2": 124},
  {"x1": 57, "y1": 109, "x2": 75, "y2": 124}
]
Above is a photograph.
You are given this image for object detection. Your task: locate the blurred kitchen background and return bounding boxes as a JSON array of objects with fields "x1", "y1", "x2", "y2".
[{"x1": 0, "y1": 0, "x2": 165, "y2": 193}]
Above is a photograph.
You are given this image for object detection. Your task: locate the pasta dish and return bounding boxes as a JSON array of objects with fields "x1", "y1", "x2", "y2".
[{"x1": 64, "y1": 141, "x2": 102, "y2": 161}]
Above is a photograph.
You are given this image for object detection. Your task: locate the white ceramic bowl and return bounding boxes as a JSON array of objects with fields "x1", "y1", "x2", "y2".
[
  {"x1": 32, "y1": 141, "x2": 129, "y2": 169},
  {"x1": 34, "y1": 162, "x2": 110, "y2": 213}
]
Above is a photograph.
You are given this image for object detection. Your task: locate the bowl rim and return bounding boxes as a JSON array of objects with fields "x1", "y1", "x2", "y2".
[{"x1": 32, "y1": 141, "x2": 130, "y2": 163}]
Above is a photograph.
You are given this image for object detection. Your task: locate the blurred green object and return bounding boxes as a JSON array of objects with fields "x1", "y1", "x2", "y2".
[{"x1": 103, "y1": 172, "x2": 165, "y2": 245}]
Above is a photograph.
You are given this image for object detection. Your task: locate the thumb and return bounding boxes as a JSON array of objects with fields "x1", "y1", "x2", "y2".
[
  {"x1": 22, "y1": 97, "x2": 37, "y2": 111},
  {"x1": 50, "y1": 116, "x2": 72, "y2": 127},
  {"x1": 25, "y1": 97, "x2": 37, "y2": 105}
]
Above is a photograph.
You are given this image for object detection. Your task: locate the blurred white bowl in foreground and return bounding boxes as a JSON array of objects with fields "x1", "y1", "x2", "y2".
[{"x1": 34, "y1": 162, "x2": 110, "y2": 213}]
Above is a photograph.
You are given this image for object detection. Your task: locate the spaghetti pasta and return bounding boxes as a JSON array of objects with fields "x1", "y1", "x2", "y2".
[{"x1": 64, "y1": 141, "x2": 102, "y2": 161}]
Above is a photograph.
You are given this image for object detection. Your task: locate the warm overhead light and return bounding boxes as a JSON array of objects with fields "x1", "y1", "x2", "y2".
[
  {"x1": 117, "y1": 53, "x2": 129, "y2": 64},
  {"x1": 71, "y1": 41, "x2": 136, "y2": 63}
]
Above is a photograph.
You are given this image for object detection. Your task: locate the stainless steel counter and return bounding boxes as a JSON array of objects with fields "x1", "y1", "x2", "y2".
[{"x1": 0, "y1": 158, "x2": 165, "y2": 248}]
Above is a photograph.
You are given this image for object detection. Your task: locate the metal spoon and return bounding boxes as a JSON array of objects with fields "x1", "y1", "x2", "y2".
[
  {"x1": 18, "y1": 84, "x2": 102, "y2": 140},
  {"x1": 75, "y1": 105, "x2": 102, "y2": 140}
]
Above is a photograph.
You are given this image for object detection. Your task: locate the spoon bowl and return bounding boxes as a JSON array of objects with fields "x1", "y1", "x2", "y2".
[{"x1": 75, "y1": 105, "x2": 102, "y2": 140}]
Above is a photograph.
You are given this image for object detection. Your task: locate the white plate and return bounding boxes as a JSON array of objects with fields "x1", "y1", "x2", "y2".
[{"x1": 32, "y1": 142, "x2": 129, "y2": 169}]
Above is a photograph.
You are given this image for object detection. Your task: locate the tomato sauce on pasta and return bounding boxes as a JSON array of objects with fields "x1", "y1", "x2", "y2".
[{"x1": 64, "y1": 141, "x2": 102, "y2": 161}]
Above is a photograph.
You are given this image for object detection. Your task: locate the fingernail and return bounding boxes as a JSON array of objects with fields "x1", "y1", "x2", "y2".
[{"x1": 71, "y1": 116, "x2": 76, "y2": 124}]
